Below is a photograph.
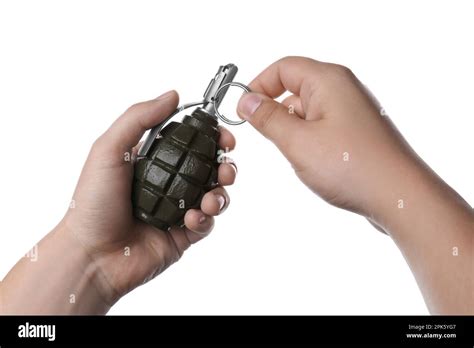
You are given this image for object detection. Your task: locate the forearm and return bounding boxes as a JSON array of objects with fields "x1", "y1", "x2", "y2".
[
  {"x1": 0, "y1": 222, "x2": 112, "y2": 315},
  {"x1": 374, "y1": 158, "x2": 474, "y2": 314}
]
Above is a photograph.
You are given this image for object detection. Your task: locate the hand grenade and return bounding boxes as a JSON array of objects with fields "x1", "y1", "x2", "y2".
[{"x1": 132, "y1": 64, "x2": 247, "y2": 231}]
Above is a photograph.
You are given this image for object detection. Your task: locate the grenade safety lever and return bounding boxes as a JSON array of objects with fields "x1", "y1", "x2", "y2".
[{"x1": 132, "y1": 64, "x2": 248, "y2": 231}]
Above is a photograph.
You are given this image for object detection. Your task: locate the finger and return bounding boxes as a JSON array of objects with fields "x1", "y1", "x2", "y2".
[
  {"x1": 166, "y1": 226, "x2": 192, "y2": 257},
  {"x1": 237, "y1": 92, "x2": 303, "y2": 149},
  {"x1": 218, "y1": 162, "x2": 237, "y2": 186},
  {"x1": 281, "y1": 94, "x2": 305, "y2": 118},
  {"x1": 168, "y1": 225, "x2": 210, "y2": 257},
  {"x1": 183, "y1": 209, "x2": 215, "y2": 236},
  {"x1": 200, "y1": 186, "x2": 230, "y2": 216},
  {"x1": 138, "y1": 222, "x2": 186, "y2": 274},
  {"x1": 166, "y1": 224, "x2": 210, "y2": 258},
  {"x1": 218, "y1": 125, "x2": 236, "y2": 151},
  {"x1": 249, "y1": 56, "x2": 326, "y2": 99},
  {"x1": 99, "y1": 90, "x2": 179, "y2": 152}
]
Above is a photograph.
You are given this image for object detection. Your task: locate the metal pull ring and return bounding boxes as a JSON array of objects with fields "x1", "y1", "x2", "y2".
[
  {"x1": 138, "y1": 82, "x2": 250, "y2": 157},
  {"x1": 212, "y1": 82, "x2": 251, "y2": 126}
]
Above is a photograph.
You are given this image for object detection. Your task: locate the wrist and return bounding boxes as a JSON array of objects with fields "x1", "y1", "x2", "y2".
[
  {"x1": 361, "y1": 149, "x2": 430, "y2": 232},
  {"x1": 1, "y1": 221, "x2": 115, "y2": 314},
  {"x1": 365, "y1": 154, "x2": 474, "y2": 314},
  {"x1": 368, "y1": 155, "x2": 473, "y2": 238},
  {"x1": 53, "y1": 221, "x2": 118, "y2": 313}
]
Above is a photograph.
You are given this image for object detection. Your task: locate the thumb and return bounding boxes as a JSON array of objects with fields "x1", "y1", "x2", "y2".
[
  {"x1": 99, "y1": 90, "x2": 179, "y2": 152},
  {"x1": 237, "y1": 92, "x2": 301, "y2": 149}
]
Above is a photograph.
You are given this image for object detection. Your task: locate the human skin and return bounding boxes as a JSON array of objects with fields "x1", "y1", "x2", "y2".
[
  {"x1": 1, "y1": 58, "x2": 472, "y2": 315},
  {"x1": 0, "y1": 90, "x2": 237, "y2": 314},
  {"x1": 237, "y1": 56, "x2": 474, "y2": 314}
]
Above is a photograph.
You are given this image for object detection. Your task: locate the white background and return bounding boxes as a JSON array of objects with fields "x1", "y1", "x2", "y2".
[{"x1": 1, "y1": 0, "x2": 473, "y2": 315}]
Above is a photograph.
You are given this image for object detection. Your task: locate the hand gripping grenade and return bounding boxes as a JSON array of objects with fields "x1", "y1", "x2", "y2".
[{"x1": 132, "y1": 64, "x2": 248, "y2": 231}]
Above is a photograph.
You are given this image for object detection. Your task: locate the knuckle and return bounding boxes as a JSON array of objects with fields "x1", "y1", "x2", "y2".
[
  {"x1": 279, "y1": 55, "x2": 299, "y2": 63},
  {"x1": 330, "y1": 63, "x2": 354, "y2": 77},
  {"x1": 125, "y1": 101, "x2": 143, "y2": 115},
  {"x1": 279, "y1": 55, "x2": 311, "y2": 65},
  {"x1": 91, "y1": 133, "x2": 107, "y2": 151}
]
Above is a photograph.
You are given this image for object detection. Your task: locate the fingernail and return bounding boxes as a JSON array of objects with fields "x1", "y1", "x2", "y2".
[
  {"x1": 238, "y1": 93, "x2": 262, "y2": 120},
  {"x1": 229, "y1": 162, "x2": 238, "y2": 174},
  {"x1": 216, "y1": 195, "x2": 226, "y2": 211},
  {"x1": 199, "y1": 215, "x2": 207, "y2": 224},
  {"x1": 156, "y1": 90, "x2": 174, "y2": 100}
]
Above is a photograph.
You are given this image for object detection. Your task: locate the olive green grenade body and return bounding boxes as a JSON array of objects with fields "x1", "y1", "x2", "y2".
[{"x1": 132, "y1": 108, "x2": 220, "y2": 231}]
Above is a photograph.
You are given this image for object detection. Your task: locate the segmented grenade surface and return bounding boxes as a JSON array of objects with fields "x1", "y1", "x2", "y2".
[{"x1": 132, "y1": 110, "x2": 220, "y2": 231}]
